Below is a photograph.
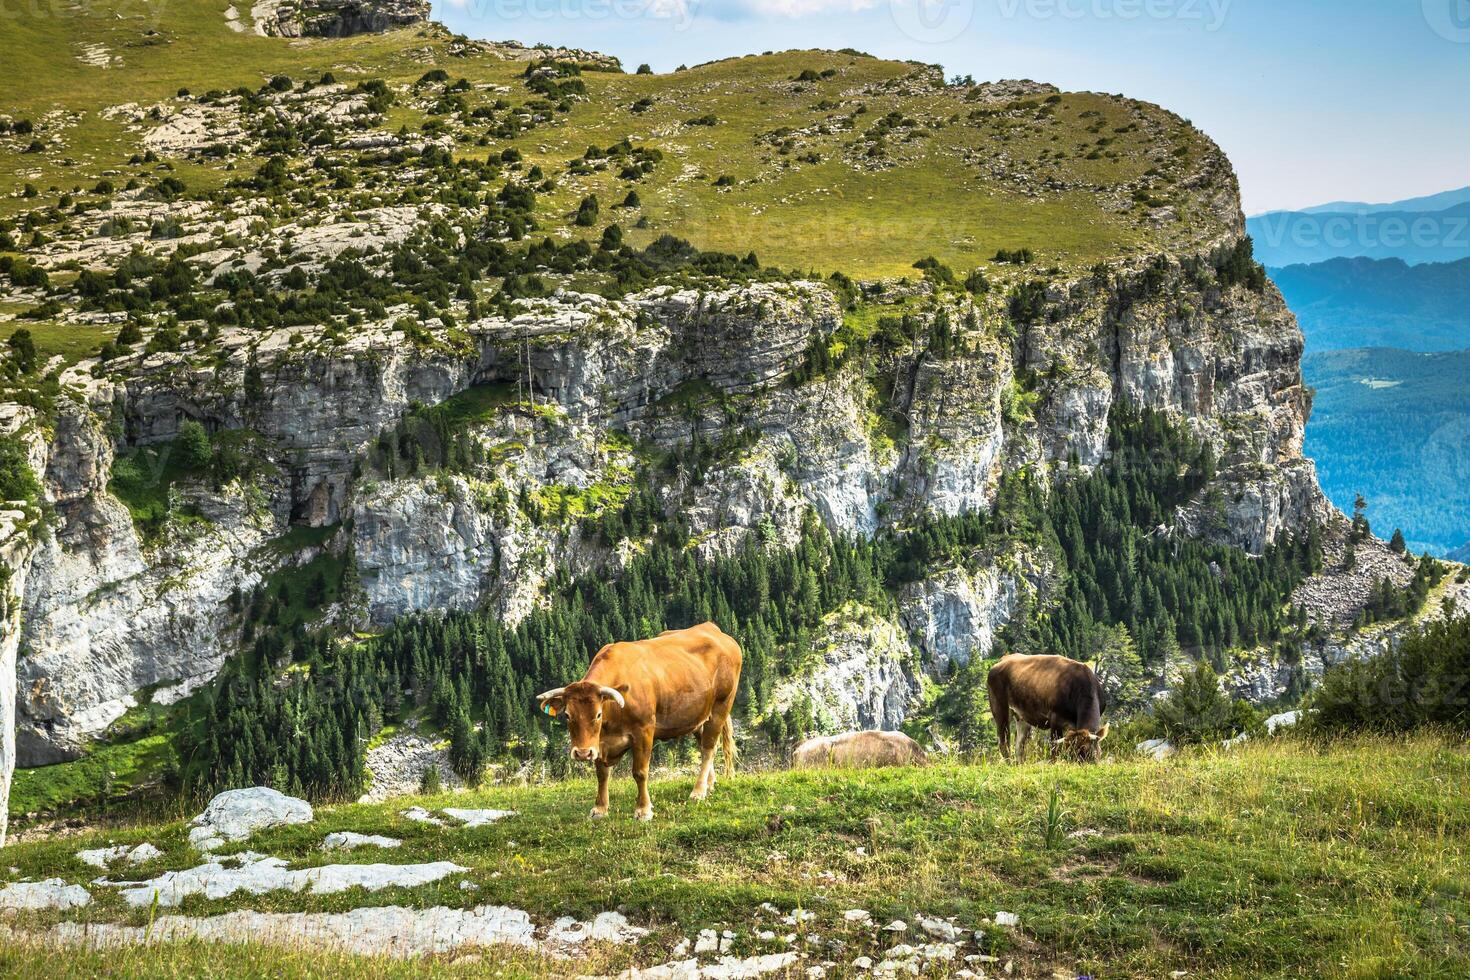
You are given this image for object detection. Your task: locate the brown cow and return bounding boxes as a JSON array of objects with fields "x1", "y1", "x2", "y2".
[
  {"x1": 536, "y1": 622, "x2": 742, "y2": 821},
  {"x1": 986, "y1": 653, "x2": 1110, "y2": 762},
  {"x1": 791, "y1": 730, "x2": 928, "y2": 769}
]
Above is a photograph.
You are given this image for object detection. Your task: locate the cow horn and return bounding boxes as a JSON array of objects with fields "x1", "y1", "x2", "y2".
[
  {"x1": 536, "y1": 687, "x2": 566, "y2": 703},
  {"x1": 597, "y1": 686, "x2": 626, "y2": 709}
]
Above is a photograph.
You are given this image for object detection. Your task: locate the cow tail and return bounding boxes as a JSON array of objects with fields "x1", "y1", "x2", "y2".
[{"x1": 721, "y1": 716, "x2": 737, "y2": 776}]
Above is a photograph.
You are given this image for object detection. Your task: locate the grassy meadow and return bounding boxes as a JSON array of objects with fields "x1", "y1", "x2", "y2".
[
  {"x1": 2, "y1": 0, "x2": 1222, "y2": 280},
  {"x1": 2, "y1": 734, "x2": 1468, "y2": 977}
]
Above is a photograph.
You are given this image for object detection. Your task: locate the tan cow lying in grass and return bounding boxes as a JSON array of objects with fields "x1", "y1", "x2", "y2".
[
  {"x1": 537, "y1": 622, "x2": 742, "y2": 821},
  {"x1": 791, "y1": 730, "x2": 929, "y2": 769}
]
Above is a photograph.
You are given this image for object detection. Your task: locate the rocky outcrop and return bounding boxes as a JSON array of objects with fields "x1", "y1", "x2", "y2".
[
  {"x1": 354, "y1": 478, "x2": 502, "y2": 626},
  {"x1": 361, "y1": 731, "x2": 459, "y2": 803},
  {"x1": 188, "y1": 787, "x2": 314, "y2": 852},
  {"x1": 771, "y1": 606, "x2": 921, "y2": 733},
  {"x1": 901, "y1": 559, "x2": 1033, "y2": 677},
  {"x1": 100, "y1": 852, "x2": 465, "y2": 907},
  {"x1": 16, "y1": 394, "x2": 293, "y2": 764},
  {"x1": 0, "y1": 407, "x2": 46, "y2": 847},
  {"x1": 36, "y1": 904, "x2": 648, "y2": 959},
  {"x1": 897, "y1": 341, "x2": 1011, "y2": 519},
  {"x1": 1018, "y1": 263, "x2": 1325, "y2": 553},
  {"x1": 0, "y1": 878, "x2": 92, "y2": 910},
  {"x1": 0, "y1": 532, "x2": 30, "y2": 848},
  {"x1": 252, "y1": 0, "x2": 430, "y2": 38}
]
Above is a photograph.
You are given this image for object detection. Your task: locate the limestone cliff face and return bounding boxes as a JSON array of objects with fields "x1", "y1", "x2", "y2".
[
  {"x1": 1017, "y1": 264, "x2": 1325, "y2": 554},
  {"x1": 0, "y1": 530, "x2": 34, "y2": 847},
  {"x1": 3, "y1": 248, "x2": 1330, "y2": 777},
  {"x1": 0, "y1": 406, "x2": 46, "y2": 844},
  {"x1": 770, "y1": 607, "x2": 921, "y2": 733},
  {"x1": 17, "y1": 394, "x2": 294, "y2": 764},
  {"x1": 900, "y1": 558, "x2": 1041, "y2": 677},
  {"x1": 252, "y1": 0, "x2": 431, "y2": 38}
]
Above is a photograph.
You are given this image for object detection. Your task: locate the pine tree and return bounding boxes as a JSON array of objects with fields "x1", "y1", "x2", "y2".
[{"x1": 1154, "y1": 660, "x2": 1232, "y2": 745}]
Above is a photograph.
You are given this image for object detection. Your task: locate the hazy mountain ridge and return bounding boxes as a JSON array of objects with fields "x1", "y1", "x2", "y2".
[
  {"x1": 1270, "y1": 256, "x2": 1470, "y2": 352},
  {"x1": 1247, "y1": 201, "x2": 1470, "y2": 267},
  {"x1": 1294, "y1": 185, "x2": 1470, "y2": 216}
]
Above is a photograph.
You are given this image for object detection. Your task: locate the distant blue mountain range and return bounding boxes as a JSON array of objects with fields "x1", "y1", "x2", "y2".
[
  {"x1": 1248, "y1": 187, "x2": 1470, "y2": 266},
  {"x1": 1264, "y1": 186, "x2": 1470, "y2": 558},
  {"x1": 1269, "y1": 256, "x2": 1470, "y2": 352},
  {"x1": 1295, "y1": 186, "x2": 1470, "y2": 216}
]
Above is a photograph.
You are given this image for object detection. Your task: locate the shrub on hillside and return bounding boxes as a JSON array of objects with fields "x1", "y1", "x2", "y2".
[
  {"x1": 1307, "y1": 615, "x2": 1470, "y2": 733},
  {"x1": 1147, "y1": 660, "x2": 1262, "y2": 745},
  {"x1": 0, "y1": 434, "x2": 41, "y2": 506}
]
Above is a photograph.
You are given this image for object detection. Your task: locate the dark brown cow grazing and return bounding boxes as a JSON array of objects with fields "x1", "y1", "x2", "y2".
[
  {"x1": 536, "y1": 622, "x2": 742, "y2": 821},
  {"x1": 987, "y1": 653, "x2": 1110, "y2": 762}
]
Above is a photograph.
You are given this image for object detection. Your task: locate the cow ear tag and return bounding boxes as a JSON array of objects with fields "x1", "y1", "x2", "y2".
[{"x1": 541, "y1": 702, "x2": 558, "y2": 718}]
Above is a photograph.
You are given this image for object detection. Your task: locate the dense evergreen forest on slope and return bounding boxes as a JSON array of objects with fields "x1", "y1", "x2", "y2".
[
  {"x1": 1304, "y1": 347, "x2": 1470, "y2": 556},
  {"x1": 177, "y1": 407, "x2": 1321, "y2": 800},
  {"x1": 1271, "y1": 257, "x2": 1470, "y2": 353}
]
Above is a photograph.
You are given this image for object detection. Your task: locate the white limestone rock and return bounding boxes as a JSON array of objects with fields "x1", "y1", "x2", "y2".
[
  {"x1": 545, "y1": 911, "x2": 648, "y2": 946},
  {"x1": 100, "y1": 853, "x2": 464, "y2": 907},
  {"x1": 0, "y1": 878, "x2": 92, "y2": 910},
  {"x1": 1265, "y1": 710, "x2": 1302, "y2": 734},
  {"x1": 442, "y1": 808, "x2": 517, "y2": 827},
  {"x1": 76, "y1": 842, "x2": 162, "y2": 869},
  {"x1": 321, "y1": 832, "x2": 401, "y2": 851},
  {"x1": 45, "y1": 903, "x2": 649, "y2": 958},
  {"x1": 1137, "y1": 738, "x2": 1176, "y2": 761},
  {"x1": 189, "y1": 787, "x2": 314, "y2": 850}
]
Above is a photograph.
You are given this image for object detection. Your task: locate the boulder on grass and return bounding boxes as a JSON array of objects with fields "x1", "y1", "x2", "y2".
[{"x1": 189, "y1": 787, "x2": 313, "y2": 851}]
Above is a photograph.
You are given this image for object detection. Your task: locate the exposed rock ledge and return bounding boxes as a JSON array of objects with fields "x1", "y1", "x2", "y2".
[{"x1": 252, "y1": 0, "x2": 430, "y2": 37}]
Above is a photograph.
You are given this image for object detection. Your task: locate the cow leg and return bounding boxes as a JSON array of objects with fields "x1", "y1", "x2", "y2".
[
  {"x1": 989, "y1": 676, "x2": 1011, "y2": 760},
  {"x1": 590, "y1": 759, "x2": 611, "y2": 820},
  {"x1": 631, "y1": 727, "x2": 655, "y2": 822},
  {"x1": 1015, "y1": 720, "x2": 1033, "y2": 764},
  {"x1": 690, "y1": 719, "x2": 720, "y2": 801}
]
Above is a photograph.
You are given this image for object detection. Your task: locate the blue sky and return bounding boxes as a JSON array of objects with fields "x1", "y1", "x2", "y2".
[{"x1": 432, "y1": 0, "x2": 1470, "y2": 215}]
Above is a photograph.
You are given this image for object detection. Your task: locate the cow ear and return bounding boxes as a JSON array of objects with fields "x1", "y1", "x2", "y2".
[
  {"x1": 1096, "y1": 724, "x2": 1109, "y2": 741},
  {"x1": 537, "y1": 688, "x2": 567, "y2": 717}
]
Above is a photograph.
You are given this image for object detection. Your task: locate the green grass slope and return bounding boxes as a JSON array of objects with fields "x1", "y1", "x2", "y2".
[
  {"x1": 2, "y1": 736, "x2": 1468, "y2": 977},
  {"x1": 0, "y1": 0, "x2": 1237, "y2": 279}
]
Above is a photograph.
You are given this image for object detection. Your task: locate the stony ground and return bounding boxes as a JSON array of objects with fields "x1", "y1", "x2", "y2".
[{"x1": 2, "y1": 734, "x2": 1468, "y2": 978}]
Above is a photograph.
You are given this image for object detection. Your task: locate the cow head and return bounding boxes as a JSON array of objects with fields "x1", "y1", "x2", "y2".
[
  {"x1": 1057, "y1": 724, "x2": 1109, "y2": 762},
  {"x1": 536, "y1": 681, "x2": 628, "y2": 762}
]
